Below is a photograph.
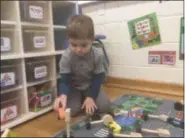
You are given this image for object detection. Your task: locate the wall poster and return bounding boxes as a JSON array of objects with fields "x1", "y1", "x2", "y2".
[{"x1": 128, "y1": 12, "x2": 161, "y2": 50}]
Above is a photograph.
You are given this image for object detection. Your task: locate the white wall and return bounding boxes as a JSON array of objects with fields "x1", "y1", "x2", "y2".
[{"x1": 81, "y1": 1, "x2": 184, "y2": 84}]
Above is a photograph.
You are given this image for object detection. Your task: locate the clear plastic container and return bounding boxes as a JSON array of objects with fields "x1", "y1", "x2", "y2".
[
  {"x1": 54, "y1": 29, "x2": 69, "y2": 51},
  {"x1": 26, "y1": 60, "x2": 50, "y2": 83},
  {"x1": 1, "y1": 91, "x2": 20, "y2": 124},
  {"x1": 22, "y1": 29, "x2": 48, "y2": 53},
  {"x1": 1, "y1": 28, "x2": 15, "y2": 55},
  {"x1": 52, "y1": 2, "x2": 76, "y2": 25},
  {"x1": 0, "y1": 64, "x2": 20, "y2": 92},
  {"x1": 20, "y1": 1, "x2": 48, "y2": 23},
  {"x1": 27, "y1": 82, "x2": 54, "y2": 112}
]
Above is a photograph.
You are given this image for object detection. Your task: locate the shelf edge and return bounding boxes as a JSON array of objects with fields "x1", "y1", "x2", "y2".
[{"x1": 1, "y1": 106, "x2": 53, "y2": 132}]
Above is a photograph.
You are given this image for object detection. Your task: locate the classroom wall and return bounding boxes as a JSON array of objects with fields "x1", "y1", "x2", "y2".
[{"x1": 81, "y1": 1, "x2": 184, "y2": 84}]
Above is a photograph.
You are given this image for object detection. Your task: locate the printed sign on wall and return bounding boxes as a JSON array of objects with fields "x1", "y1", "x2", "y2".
[
  {"x1": 179, "y1": 17, "x2": 184, "y2": 60},
  {"x1": 128, "y1": 13, "x2": 161, "y2": 50},
  {"x1": 148, "y1": 51, "x2": 176, "y2": 65}
]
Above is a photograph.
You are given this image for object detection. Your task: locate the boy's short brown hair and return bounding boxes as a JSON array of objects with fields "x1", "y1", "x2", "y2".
[{"x1": 66, "y1": 14, "x2": 94, "y2": 40}]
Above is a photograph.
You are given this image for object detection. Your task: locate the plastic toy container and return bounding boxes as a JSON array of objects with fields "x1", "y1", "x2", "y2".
[
  {"x1": 27, "y1": 82, "x2": 54, "y2": 112},
  {"x1": 54, "y1": 29, "x2": 69, "y2": 51},
  {"x1": 1, "y1": 28, "x2": 15, "y2": 55},
  {"x1": 0, "y1": 64, "x2": 20, "y2": 92},
  {"x1": 1, "y1": 91, "x2": 20, "y2": 124},
  {"x1": 26, "y1": 60, "x2": 50, "y2": 83},
  {"x1": 19, "y1": 1, "x2": 48, "y2": 23},
  {"x1": 22, "y1": 29, "x2": 48, "y2": 53}
]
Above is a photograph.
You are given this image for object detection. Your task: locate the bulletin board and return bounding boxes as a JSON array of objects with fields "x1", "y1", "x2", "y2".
[
  {"x1": 128, "y1": 13, "x2": 161, "y2": 50},
  {"x1": 179, "y1": 17, "x2": 184, "y2": 60}
]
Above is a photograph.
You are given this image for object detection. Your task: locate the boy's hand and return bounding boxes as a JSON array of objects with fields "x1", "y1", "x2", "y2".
[
  {"x1": 53, "y1": 94, "x2": 67, "y2": 111},
  {"x1": 81, "y1": 97, "x2": 97, "y2": 114}
]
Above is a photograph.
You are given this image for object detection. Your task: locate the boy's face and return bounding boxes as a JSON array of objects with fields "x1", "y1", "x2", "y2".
[{"x1": 69, "y1": 39, "x2": 93, "y2": 56}]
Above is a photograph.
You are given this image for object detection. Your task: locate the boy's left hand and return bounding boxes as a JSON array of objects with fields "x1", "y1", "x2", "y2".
[{"x1": 81, "y1": 97, "x2": 97, "y2": 114}]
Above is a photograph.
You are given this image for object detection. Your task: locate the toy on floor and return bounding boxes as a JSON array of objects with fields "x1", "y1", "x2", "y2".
[
  {"x1": 65, "y1": 108, "x2": 71, "y2": 137},
  {"x1": 85, "y1": 113, "x2": 143, "y2": 137},
  {"x1": 86, "y1": 114, "x2": 142, "y2": 137},
  {"x1": 1, "y1": 129, "x2": 16, "y2": 137},
  {"x1": 87, "y1": 113, "x2": 101, "y2": 121},
  {"x1": 174, "y1": 100, "x2": 184, "y2": 111},
  {"x1": 86, "y1": 114, "x2": 113, "y2": 129},
  {"x1": 57, "y1": 102, "x2": 65, "y2": 120},
  {"x1": 142, "y1": 112, "x2": 184, "y2": 129},
  {"x1": 135, "y1": 125, "x2": 170, "y2": 137},
  {"x1": 174, "y1": 100, "x2": 184, "y2": 121},
  {"x1": 110, "y1": 109, "x2": 171, "y2": 137},
  {"x1": 86, "y1": 114, "x2": 121, "y2": 133},
  {"x1": 114, "y1": 108, "x2": 184, "y2": 129},
  {"x1": 62, "y1": 108, "x2": 74, "y2": 138},
  {"x1": 54, "y1": 94, "x2": 184, "y2": 137},
  {"x1": 112, "y1": 132, "x2": 142, "y2": 137}
]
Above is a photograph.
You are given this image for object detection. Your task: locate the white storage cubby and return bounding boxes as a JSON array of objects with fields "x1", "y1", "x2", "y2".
[
  {"x1": 19, "y1": 1, "x2": 50, "y2": 24},
  {"x1": 1, "y1": 90, "x2": 24, "y2": 125},
  {"x1": 22, "y1": 26, "x2": 51, "y2": 53},
  {"x1": 0, "y1": 59, "x2": 23, "y2": 93},
  {"x1": 0, "y1": 1, "x2": 78, "y2": 132},
  {"x1": 1, "y1": 26, "x2": 20, "y2": 56},
  {"x1": 25, "y1": 56, "x2": 53, "y2": 84},
  {"x1": 27, "y1": 81, "x2": 54, "y2": 112}
]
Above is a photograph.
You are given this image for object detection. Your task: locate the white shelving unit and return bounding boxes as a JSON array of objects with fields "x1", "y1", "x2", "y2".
[{"x1": 0, "y1": 1, "x2": 78, "y2": 132}]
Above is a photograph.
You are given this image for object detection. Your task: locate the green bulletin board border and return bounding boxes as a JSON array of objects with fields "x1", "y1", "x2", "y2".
[{"x1": 179, "y1": 17, "x2": 184, "y2": 60}]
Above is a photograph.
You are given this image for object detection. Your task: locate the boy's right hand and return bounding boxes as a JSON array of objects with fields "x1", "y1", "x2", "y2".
[{"x1": 53, "y1": 94, "x2": 67, "y2": 111}]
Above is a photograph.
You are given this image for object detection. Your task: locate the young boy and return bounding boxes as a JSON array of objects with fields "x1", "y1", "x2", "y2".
[{"x1": 53, "y1": 14, "x2": 110, "y2": 117}]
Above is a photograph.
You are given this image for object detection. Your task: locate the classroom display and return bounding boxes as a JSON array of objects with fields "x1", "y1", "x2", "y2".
[
  {"x1": 148, "y1": 51, "x2": 176, "y2": 65},
  {"x1": 128, "y1": 13, "x2": 161, "y2": 50},
  {"x1": 54, "y1": 94, "x2": 184, "y2": 137},
  {"x1": 179, "y1": 17, "x2": 184, "y2": 60}
]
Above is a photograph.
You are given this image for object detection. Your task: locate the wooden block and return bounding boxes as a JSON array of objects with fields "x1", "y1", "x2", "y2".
[
  {"x1": 1, "y1": 129, "x2": 10, "y2": 138},
  {"x1": 114, "y1": 132, "x2": 142, "y2": 137},
  {"x1": 58, "y1": 107, "x2": 65, "y2": 120},
  {"x1": 142, "y1": 128, "x2": 170, "y2": 137},
  {"x1": 148, "y1": 114, "x2": 168, "y2": 122},
  {"x1": 65, "y1": 108, "x2": 71, "y2": 122}
]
